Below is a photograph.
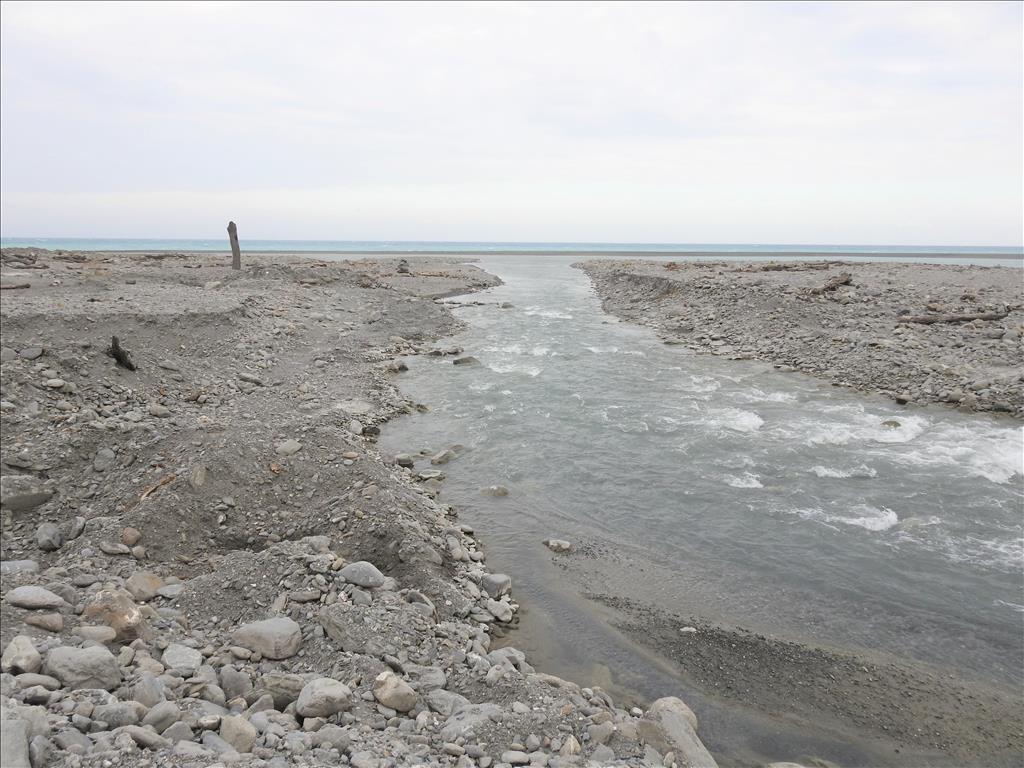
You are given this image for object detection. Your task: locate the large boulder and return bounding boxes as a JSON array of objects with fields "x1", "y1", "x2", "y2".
[
  {"x1": 0, "y1": 718, "x2": 30, "y2": 768},
  {"x1": 372, "y1": 671, "x2": 418, "y2": 712},
  {"x1": 638, "y1": 696, "x2": 718, "y2": 768},
  {"x1": 44, "y1": 645, "x2": 121, "y2": 690},
  {"x1": 295, "y1": 677, "x2": 353, "y2": 718},
  {"x1": 338, "y1": 561, "x2": 385, "y2": 588},
  {"x1": 1, "y1": 636, "x2": 41, "y2": 674},
  {"x1": 231, "y1": 617, "x2": 302, "y2": 659},
  {"x1": 5, "y1": 586, "x2": 67, "y2": 610},
  {"x1": 82, "y1": 588, "x2": 151, "y2": 641}
]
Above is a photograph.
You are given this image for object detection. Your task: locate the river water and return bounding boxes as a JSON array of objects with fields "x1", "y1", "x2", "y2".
[{"x1": 380, "y1": 254, "x2": 1023, "y2": 758}]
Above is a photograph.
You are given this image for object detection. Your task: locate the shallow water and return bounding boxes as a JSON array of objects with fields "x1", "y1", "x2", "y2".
[{"x1": 381, "y1": 254, "x2": 1024, "y2": 701}]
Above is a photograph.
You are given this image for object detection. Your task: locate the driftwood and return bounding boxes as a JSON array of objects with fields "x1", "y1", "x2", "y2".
[
  {"x1": 227, "y1": 221, "x2": 241, "y2": 270},
  {"x1": 897, "y1": 310, "x2": 1009, "y2": 324},
  {"x1": 808, "y1": 273, "x2": 852, "y2": 294},
  {"x1": 0, "y1": 282, "x2": 31, "y2": 290},
  {"x1": 106, "y1": 336, "x2": 137, "y2": 371}
]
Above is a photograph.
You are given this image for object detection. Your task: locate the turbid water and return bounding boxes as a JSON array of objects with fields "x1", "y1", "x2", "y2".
[{"x1": 380, "y1": 254, "x2": 1024, "y2": 766}]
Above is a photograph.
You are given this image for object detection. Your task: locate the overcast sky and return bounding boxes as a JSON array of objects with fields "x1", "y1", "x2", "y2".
[{"x1": 1, "y1": 1, "x2": 1021, "y2": 245}]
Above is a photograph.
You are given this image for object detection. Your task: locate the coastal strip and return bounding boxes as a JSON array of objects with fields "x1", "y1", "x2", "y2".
[
  {"x1": 576, "y1": 259, "x2": 1024, "y2": 418},
  {"x1": 0, "y1": 249, "x2": 723, "y2": 768}
]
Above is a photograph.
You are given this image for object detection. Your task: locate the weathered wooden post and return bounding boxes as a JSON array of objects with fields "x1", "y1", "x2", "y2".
[{"x1": 227, "y1": 221, "x2": 241, "y2": 270}]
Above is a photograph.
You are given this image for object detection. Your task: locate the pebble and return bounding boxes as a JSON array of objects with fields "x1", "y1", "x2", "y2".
[{"x1": 275, "y1": 439, "x2": 303, "y2": 456}]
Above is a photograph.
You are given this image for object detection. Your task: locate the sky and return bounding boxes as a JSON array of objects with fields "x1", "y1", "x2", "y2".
[{"x1": 1, "y1": 1, "x2": 1021, "y2": 245}]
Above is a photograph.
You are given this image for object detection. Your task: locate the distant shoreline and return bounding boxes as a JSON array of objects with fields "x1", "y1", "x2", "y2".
[{"x1": 3, "y1": 246, "x2": 1021, "y2": 261}]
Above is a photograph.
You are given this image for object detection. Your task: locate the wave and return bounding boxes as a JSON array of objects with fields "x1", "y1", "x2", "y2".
[
  {"x1": 727, "y1": 473, "x2": 763, "y2": 488},
  {"x1": 488, "y1": 363, "x2": 542, "y2": 377},
  {"x1": 524, "y1": 307, "x2": 573, "y2": 319},
  {"x1": 810, "y1": 464, "x2": 878, "y2": 479},
  {"x1": 794, "y1": 504, "x2": 899, "y2": 532},
  {"x1": 708, "y1": 408, "x2": 763, "y2": 433}
]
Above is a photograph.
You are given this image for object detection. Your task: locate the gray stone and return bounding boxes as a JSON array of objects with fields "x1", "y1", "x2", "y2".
[
  {"x1": 93, "y1": 701, "x2": 146, "y2": 728},
  {"x1": 275, "y1": 439, "x2": 302, "y2": 457},
  {"x1": 122, "y1": 725, "x2": 170, "y2": 750},
  {"x1": 6, "y1": 586, "x2": 67, "y2": 610},
  {"x1": 20, "y1": 347, "x2": 43, "y2": 360},
  {"x1": 142, "y1": 700, "x2": 179, "y2": 732},
  {"x1": 296, "y1": 677, "x2": 353, "y2": 718},
  {"x1": 0, "y1": 476, "x2": 53, "y2": 511},
  {"x1": 44, "y1": 645, "x2": 121, "y2": 690},
  {"x1": 338, "y1": 560, "x2": 385, "y2": 588},
  {"x1": 162, "y1": 643, "x2": 203, "y2": 674},
  {"x1": 543, "y1": 538, "x2": 572, "y2": 553},
  {"x1": 219, "y1": 667, "x2": 252, "y2": 701},
  {"x1": 638, "y1": 697, "x2": 717, "y2": 768},
  {"x1": 92, "y1": 448, "x2": 116, "y2": 472},
  {"x1": 314, "y1": 723, "x2": 350, "y2": 751},
  {"x1": 2, "y1": 636, "x2": 42, "y2": 674},
  {"x1": 426, "y1": 689, "x2": 470, "y2": 717},
  {"x1": 219, "y1": 714, "x2": 257, "y2": 752},
  {"x1": 430, "y1": 449, "x2": 456, "y2": 465},
  {"x1": 132, "y1": 672, "x2": 167, "y2": 707},
  {"x1": 481, "y1": 573, "x2": 511, "y2": 598},
  {"x1": 0, "y1": 560, "x2": 39, "y2": 577},
  {"x1": 452, "y1": 356, "x2": 479, "y2": 365},
  {"x1": 231, "y1": 617, "x2": 302, "y2": 659},
  {"x1": 591, "y1": 744, "x2": 616, "y2": 763},
  {"x1": 1, "y1": 718, "x2": 31, "y2": 768},
  {"x1": 54, "y1": 728, "x2": 92, "y2": 753},
  {"x1": 162, "y1": 721, "x2": 194, "y2": 743},
  {"x1": 124, "y1": 572, "x2": 164, "y2": 602},
  {"x1": 147, "y1": 403, "x2": 170, "y2": 418},
  {"x1": 372, "y1": 670, "x2": 418, "y2": 712},
  {"x1": 486, "y1": 598, "x2": 513, "y2": 623},
  {"x1": 501, "y1": 751, "x2": 531, "y2": 765},
  {"x1": 35, "y1": 523, "x2": 63, "y2": 552}
]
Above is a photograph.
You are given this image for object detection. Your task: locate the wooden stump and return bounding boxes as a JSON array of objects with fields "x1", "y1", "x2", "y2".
[{"x1": 227, "y1": 221, "x2": 241, "y2": 270}]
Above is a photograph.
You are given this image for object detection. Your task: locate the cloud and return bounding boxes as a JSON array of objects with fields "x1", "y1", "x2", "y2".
[{"x1": 1, "y1": 0, "x2": 1021, "y2": 244}]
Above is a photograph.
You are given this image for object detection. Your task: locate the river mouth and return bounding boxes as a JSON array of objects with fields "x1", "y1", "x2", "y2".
[{"x1": 381, "y1": 254, "x2": 1024, "y2": 767}]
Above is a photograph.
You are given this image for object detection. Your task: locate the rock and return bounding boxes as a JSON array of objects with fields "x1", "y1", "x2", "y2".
[
  {"x1": 430, "y1": 449, "x2": 456, "y2": 465},
  {"x1": 559, "y1": 735, "x2": 581, "y2": 756},
  {"x1": 481, "y1": 573, "x2": 511, "y2": 598},
  {"x1": 219, "y1": 667, "x2": 252, "y2": 701},
  {"x1": 483, "y1": 485, "x2": 509, "y2": 497},
  {"x1": 372, "y1": 670, "x2": 418, "y2": 712},
  {"x1": 92, "y1": 448, "x2": 116, "y2": 472},
  {"x1": 147, "y1": 403, "x2": 170, "y2": 417},
  {"x1": 132, "y1": 672, "x2": 167, "y2": 707},
  {"x1": 120, "y1": 527, "x2": 142, "y2": 546},
  {"x1": 486, "y1": 598, "x2": 513, "y2": 623},
  {"x1": 142, "y1": 700, "x2": 180, "y2": 732},
  {"x1": 338, "y1": 560, "x2": 385, "y2": 588},
  {"x1": 259, "y1": 672, "x2": 311, "y2": 709},
  {"x1": 314, "y1": 723, "x2": 351, "y2": 751},
  {"x1": 0, "y1": 475, "x2": 53, "y2": 511},
  {"x1": 232, "y1": 617, "x2": 303, "y2": 659},
  {"x1": 2, "y1": 636, "x2": 42, "y2": 674},
  {"x1": 426, "y1": 689, "x2": 470, "y2": 717},
  {"x1": 35, "y1": 522, "x2": 63, "y2": 551},
  {"x1": 6, "y1": 586, "x2": 67, "y2": 610},
  {"x1": 0, "y1": 718, "x2": 30, "y2": 768},
  {"x1": 93, "y1": 701, "x2": 146, "y2": 727},
  {"x1": 295, "y1": 677, "x2": 353, "y2": 718},
  {"x1": 82, "y1": 588, "x2": 150, "y2": 641},
  {"x1": 24, "y1": 614, "x2": 62, "y2": 632},
  {"x1": 44, "y1": 645, "x2": 121, "y2": 690},
  {"x1": 0, "y1": 560, "x2": 39, "y2": 577},
  {"x1": 162, "y1": 643, "x2": 203, "y2": 674},
  {"x1": 123, "y1": 725, "x2": 170, "y2": 750},
  {"x1": 543, "y1": 538, "x2": 572, "y2": 553},
  {"x1": 44, "y1": 378, "x2": 65, "y2": 388},
  {"x1": 638, "y1": 697, "x2": 717, "y2": 768},
  {"x1": 219, "y1": 714, "x2": 257, "y2": 753},
  {"x1": 20, "y1": 346, "x2": 43, "y2": 360},
  {"x1": 275, "y1": 439, "x2": 303, "y2": 456},
  {"x1": 501, "y1": 751, "x2": 531, "y2": 765},
  {"x1": 124, "y1": 571, "x2": 164, "y2": 602},
  {"x1": 394, "y1": 454, "x2": 415, "y2": 468},
  {"x1": 592, "y1": 744, "x2": 616, "y2": 763},
  {"x1": 76, "y1": 625, "x2": 116, "y2": 643}
]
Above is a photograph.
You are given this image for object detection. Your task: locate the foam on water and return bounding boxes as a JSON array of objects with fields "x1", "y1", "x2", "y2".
[
  {"x1": 893, "y1": 425, "x2": 1024, "y2": 485},
  {"x1": 709, "y1": 408, "x2": 764, "y2": 433},
  {"x1": 810, "y1": 464, "x2": 878, "y2": 479},
  {"x1": 524, "y1": 307, "x2": 573, "y2": 319},
  {"x1": 727, "y1": 473, "x2": 764, "y2": 489},
  {"x1": 487, "y1": 363, "x2": 542, "y2": 377},
  {"x1": 795, "y1": 504, "x2": 900, "y2": 532}
]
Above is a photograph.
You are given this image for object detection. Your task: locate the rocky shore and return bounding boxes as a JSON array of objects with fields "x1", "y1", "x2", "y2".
[
  {"x1": 0, "y1": 249, "x2": 730, "y2": 768},
  {"x1": 576, "y1": 259, "x2": 1024, "y2": 419}
]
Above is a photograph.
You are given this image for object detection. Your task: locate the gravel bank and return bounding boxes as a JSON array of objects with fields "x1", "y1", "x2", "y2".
[
  {"x1": 576, "y1": 259, "x2": 1023, "y2": 419},
  {"x1": 0, "y1": 249, "x2": 722, "y2": 768}
]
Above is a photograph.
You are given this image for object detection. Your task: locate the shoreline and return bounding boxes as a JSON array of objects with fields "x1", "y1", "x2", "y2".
[
  {"x1": 2, "y1": 246, "x2": 1022, "y2": 261},
  {"x1": 1, "y1": 248, "x2": 721, "y2": 768},
  {"x1": 576, "y1": 258, "x2": 1024, "y2": 419}
]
